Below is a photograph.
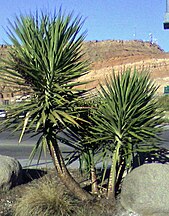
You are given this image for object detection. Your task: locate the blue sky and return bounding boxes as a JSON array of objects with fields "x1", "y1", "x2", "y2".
[{"x1": 0, "y1": 0, "x2": 169, "y2": 51}]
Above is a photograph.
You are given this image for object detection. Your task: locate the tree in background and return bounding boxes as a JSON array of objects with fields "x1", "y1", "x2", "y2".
[{"x1": 0, "y1": 10, "x2": 93, "y2": 201}]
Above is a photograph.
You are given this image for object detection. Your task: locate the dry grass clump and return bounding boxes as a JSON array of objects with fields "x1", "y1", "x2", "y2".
[
  {"x1": 13, "y1": 176, "x2": 75, "y2": 216},
  {"x1": 76, "y1": 198, "x2": 117, "y2": 216},
  {"x1": 13, "y1": 170, "x2": 117, "y2": 216}
]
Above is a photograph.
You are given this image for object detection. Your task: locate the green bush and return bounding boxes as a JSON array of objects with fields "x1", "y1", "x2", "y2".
[{"x1": 157, "y1": 95, "x2": 169, "y2": 111}]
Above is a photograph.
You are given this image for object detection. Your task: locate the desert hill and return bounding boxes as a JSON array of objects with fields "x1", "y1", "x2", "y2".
[
  {"x1": 79, "y1": 40, "x2": 169, "y2": 95},
  {"x1": 83, "y1": 40, "x2": 164, "y2": 64},
  {"x1": 0, "y1": 40, "x2": 169, "y2": 104}
]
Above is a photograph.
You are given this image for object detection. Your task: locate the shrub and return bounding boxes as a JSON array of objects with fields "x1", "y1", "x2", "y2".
[
  {"x1": 13, "y1": 173, "x2": 117, "y2": 216},
  {"x1": 13, "y1": 176, "x2": 75, "y2": 216},
  {"x1": 157, "y1": 95, "x2": 169, "y2": 111}
]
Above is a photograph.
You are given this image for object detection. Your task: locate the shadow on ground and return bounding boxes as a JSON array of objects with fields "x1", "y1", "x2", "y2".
[{"x1": 22, "y1": 168, "x2": 47, "y2": 184}]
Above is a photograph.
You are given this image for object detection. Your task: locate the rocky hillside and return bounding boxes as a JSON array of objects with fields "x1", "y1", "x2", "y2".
[
  {"x1": 1, "y1": 40, "x2": 169, "y2": 95},
  {"x1": 83, "y1": 40, "x2": 164, "y2": 64},
  {"x1": 79, "y1": 40, "x2": 169, "y2": 95}
]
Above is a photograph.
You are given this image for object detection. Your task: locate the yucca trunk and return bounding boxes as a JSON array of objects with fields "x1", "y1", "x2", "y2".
[
  {"x1": 88, "y1": 149, "x2": 98, "y2": 194},
  {"x1": 90, "y1": 164, "x2": 99, "y2": 194},
  {"x1": 107, "y1": 140, "x2": 121, "y2": 199},
  {"x1": 49, "y1": 140, "x2": 93, "y2": 201}
]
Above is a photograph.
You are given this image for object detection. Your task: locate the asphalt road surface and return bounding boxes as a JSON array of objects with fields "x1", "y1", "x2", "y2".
[
  {"x1": 0, "y1": 130, "x2": 75, "y2": 168},
  {"x1": 0, "y1": 126, "x2": 169, "y2": 168}
]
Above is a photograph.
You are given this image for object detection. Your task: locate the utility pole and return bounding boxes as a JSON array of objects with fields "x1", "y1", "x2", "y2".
[
  {"x1": 164, "y1": 0, "x2": 169, "y2": 29},
  {"x1": 149, "y1": 33, "x2": 153, "y2": 43}
]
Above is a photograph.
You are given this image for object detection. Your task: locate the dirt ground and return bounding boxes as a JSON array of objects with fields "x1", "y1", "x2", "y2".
[
  {"x1": 0, "y1": 168, "x2": 48, "y2": 216},
  {"x1": 0, "y1": 167, "x2": 125, "y2": 216}
]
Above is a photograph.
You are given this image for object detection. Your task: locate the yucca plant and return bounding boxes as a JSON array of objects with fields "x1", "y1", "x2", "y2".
[
  {"x1": 90, "y1": 69, "x2": 164, "y2": 199},
  {"x1": 63, "y1": 98, "x2": 101, "y2": 194},
  {"x1": 0, "y1": 11, "x2": 93, "y2": 201},
  {"x1": 63, "y1": 97, "x2": 114, "y2": 195}
]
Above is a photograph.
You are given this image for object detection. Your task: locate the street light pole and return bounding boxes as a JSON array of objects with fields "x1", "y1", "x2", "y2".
[
  {"x1": 166, "y1": 0, "x2": 169, "y2": 12},
  {"x1": 164, "y1": 0, "x2": 169, "y2": 29}
]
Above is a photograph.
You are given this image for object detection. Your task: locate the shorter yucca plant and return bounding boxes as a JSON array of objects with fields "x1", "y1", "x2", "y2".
[{"x1": 89, "y1": 69, "x2": 164, "y2": 198}]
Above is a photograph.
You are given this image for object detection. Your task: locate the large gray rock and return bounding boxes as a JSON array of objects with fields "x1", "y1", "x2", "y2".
[
  {"x1": 0, "y1": 155, "x2": 22, "y2": 191},
  {"x1": 120, "y1": 163, "x2": 169, "y2": 216}
]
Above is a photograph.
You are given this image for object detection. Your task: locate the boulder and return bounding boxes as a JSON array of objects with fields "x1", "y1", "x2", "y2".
[
  {"x1": 120, "y1": 163, "x2": 169, "y2": 216},
  {"x1": 0, "y1": 155, "x2": 22, "y2": 191}
]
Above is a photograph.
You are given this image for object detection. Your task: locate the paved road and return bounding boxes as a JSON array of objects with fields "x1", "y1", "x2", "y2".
[
  {"x1": 0, "y1": 126, "x2": 169, "y2": 168},
  {"x1": 0, "y1": 130, "x2": 76, "y2": 168},
  {"x1": 160, "y1": 125, "x2": 169, "y2": 149}
]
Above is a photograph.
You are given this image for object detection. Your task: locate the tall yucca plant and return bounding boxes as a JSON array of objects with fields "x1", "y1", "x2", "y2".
[
  {"x1": 0, "y1": 11, "x2": 93, "y2": 201},
  {"x1": 90, "y1": 69, "x2": 164, "y2": 198}
]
